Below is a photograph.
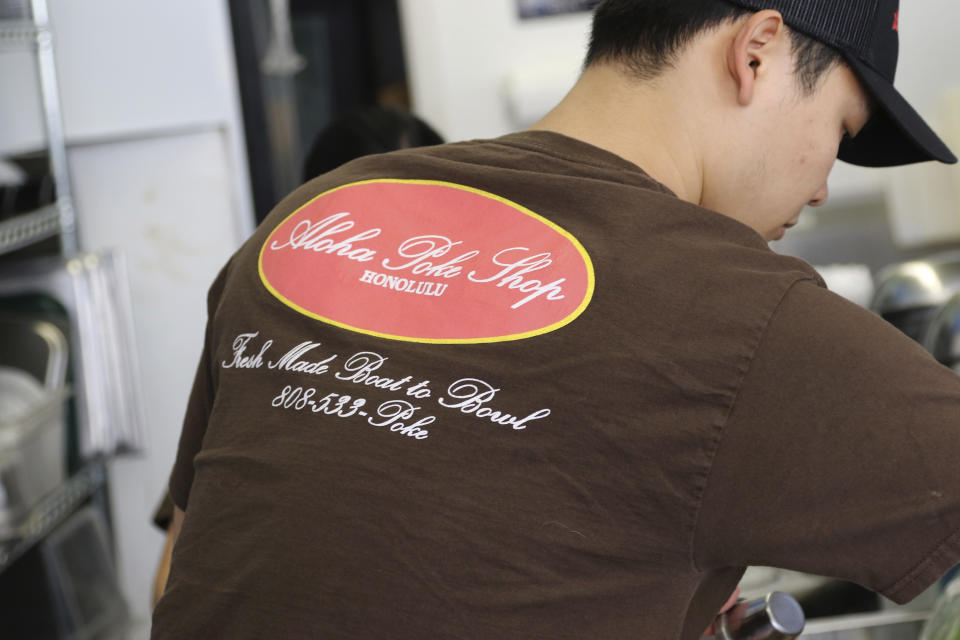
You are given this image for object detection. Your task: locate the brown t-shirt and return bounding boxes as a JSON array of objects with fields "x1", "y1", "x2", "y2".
[{"x1": 151, "y1": 131, "x2": 960, "y2": 639}]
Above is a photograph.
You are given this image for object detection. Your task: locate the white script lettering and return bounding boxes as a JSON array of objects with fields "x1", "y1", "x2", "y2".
[
  {"x1": 438, "y1": 378, "x2": 551, "y2": 430},
  {"x1": 468, "y1": 248, "x2": 566, "y2": 309},
  {"x1": 336, "y1": 351, "x2": 412, "y2": 391},
  {"x1": 222, "y1": 332, "x2": 273, "y2": 369},
  {"x1": 268, "y1": 341, "x2": 337, "y2": 375},
  {"x1": 269, "y1": 212, "x2": 379, "y2": 262},
  {"x1": 368, "y1": 400, "x2": 432, "y2": 439},
  {"x1": 381, "y1": 235, "x2": 479, "y2": 278}
]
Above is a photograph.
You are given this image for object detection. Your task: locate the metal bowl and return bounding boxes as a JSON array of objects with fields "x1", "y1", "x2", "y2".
[
  {"x1": 923, "y1": 293, "x2": 960, "y2": 374},
  {"x1": 870, "y1": 252, "x2": 960, "y2": 343}
]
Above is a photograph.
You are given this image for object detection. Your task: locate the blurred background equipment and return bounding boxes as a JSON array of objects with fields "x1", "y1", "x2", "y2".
[
  {"x1": 0, "y1": 0, "x2": 142, "y2": 636},
  {"x1": 260, "y1": 0, "x2": 306, "y2": 76},
  {"x1": 516, "y1": 0, "x2": 600, "y2": 20},
  {"x1": 923, "y1": 292, "x2": 960, "y2": 374},
  {"x1": 229, "y1": 0, "x2": 414, "y2": 223},
  {"x1": 870, "y1": 252, "x2": 960, "y2": 343},
  {"x1": 301, "y1": 104, "x2": 443, "y2": 181},
  {"x1": 921, "y1": 572, "x2": 960, "y2": 640}
]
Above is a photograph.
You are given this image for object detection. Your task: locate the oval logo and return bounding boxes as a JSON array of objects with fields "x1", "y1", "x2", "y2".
[{"x1": 259, "y1": 179, "x2": 594, "y2": 343}]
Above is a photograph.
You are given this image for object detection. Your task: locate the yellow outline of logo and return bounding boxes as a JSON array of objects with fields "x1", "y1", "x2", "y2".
[{"x1": 259, "y1": 179, "x2": 595, "y2": 344}]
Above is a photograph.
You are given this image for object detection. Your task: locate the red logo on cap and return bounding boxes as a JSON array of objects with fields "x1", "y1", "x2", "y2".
[{"x1": 892, "y1": 11, "x2": 899, "y2": 31}]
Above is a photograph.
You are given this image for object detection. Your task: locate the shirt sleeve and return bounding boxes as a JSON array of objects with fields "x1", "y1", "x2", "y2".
[
  {"x1": 693, "y1": 280, "x2": 960, "y2": 604},
  {"x1": 168, "y1": 260, "x2": 232, "y2": 512},
  {"x1": 152, "y1": 491, "x2": 175, "y2": 531}
]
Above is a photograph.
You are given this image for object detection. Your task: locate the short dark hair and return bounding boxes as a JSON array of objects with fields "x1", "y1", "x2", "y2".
[{"x1": 585, "y1": 0, "x2": 842, "y2": 94}]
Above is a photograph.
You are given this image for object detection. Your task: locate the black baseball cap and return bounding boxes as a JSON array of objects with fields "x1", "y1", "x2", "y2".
[{"x1": 726, "y1": 0, "x2": 957, "y2": 167}]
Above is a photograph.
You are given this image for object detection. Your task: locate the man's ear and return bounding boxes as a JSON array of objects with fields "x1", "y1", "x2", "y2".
[{"x1": 727, "y1": 10, "x2": 786, "y2": 106}]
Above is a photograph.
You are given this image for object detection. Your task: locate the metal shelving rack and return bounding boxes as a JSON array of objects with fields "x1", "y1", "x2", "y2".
[
  {"x1": 0, "y1": 0, "x2": 77, "y2": 256},
  {"x1": 0, "y1": 0, "x2": 101, "y2": 577},
  {"x1": 0, "y1": 464, "x2": 106, "y2": 573}
]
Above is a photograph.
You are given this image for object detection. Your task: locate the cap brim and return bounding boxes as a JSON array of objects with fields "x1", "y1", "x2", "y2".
[{"x1": 838, "y1": 55, "x2": 957, "y2": 167}]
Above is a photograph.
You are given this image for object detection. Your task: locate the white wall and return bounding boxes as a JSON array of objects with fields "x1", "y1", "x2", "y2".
[
  {"x1": 399, "y1": 0, "x2": 591, "y2": 142},
  {"x1": 1, "y1": 2, "x2": 248, "y2": 160},
  {"x1": 834, "y1": 3, "x2": 960, "y2": 213},
  {"x1": 2, "y1": 0, "x2": 253, "y2": 632},
  {"x1": 71, "y1": 128, "x2": 245, "y2": 632},
  {"x1": 398, "y1": 0, "x2": 960, "y2": 208}
]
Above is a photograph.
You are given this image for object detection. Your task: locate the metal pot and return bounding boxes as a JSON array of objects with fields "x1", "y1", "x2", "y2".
[
  {"x1": 923, "y1": 293, "x2": 960, "y2": 374},
  {"x1": 870, "y1": 251, "x2": 960, "y2": 343}
]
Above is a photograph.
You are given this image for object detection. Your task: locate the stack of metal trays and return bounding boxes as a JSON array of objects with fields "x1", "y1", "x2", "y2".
[
  {"x1": 0, "y1": 249, "x2": 145, "y2": 462},
  {"x1": 0, "y1": 314, "x2": 69, "y2": 540}
]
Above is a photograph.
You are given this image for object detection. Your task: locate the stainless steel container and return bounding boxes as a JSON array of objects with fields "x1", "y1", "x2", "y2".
[
  {"x1": 708, "y1": 592, "x2": 805, "y2": 640},
  {"x1": 870, "y1": 252, "x2": 960, "y2": 343},
  {"x1": 0, "y1": 315, "x2": 69, "y2": 540},
  {"x1": 923, "y1": 293, "x2": 960, "y2": 375}
]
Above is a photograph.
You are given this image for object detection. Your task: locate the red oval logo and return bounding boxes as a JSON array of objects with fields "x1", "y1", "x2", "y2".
[{"x1": 259, "y1": 179, "x2": 594, "y2": 343}]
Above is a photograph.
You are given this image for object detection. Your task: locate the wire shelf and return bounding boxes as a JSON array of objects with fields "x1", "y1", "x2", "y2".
[
  {"x1": 0, "y1": 463, "x2": 106, "y2": 574},
  {"x1": 0, "y1": 204, "x2": 61, "y2": 256},
  {"x1": 0, "y1": 20, "x2": 40, "y2": 49}
]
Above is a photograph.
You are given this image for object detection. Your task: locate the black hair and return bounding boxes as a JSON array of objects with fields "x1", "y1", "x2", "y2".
[
  {"x1": 585, "y1": 0, "x2": 841, "y2": 94},
  {"x1": 302, "y1": 106, "x2": 445, "y2": 181}
]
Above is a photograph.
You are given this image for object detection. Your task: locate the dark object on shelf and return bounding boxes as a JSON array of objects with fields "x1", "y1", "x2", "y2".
[
  {"x1": 793, "y1": 580, "x2": 881, "y2": 620},
  {"x1": 0, "y1": 504, "x2": 129, "y2": 639},
  {"x1": 0, "y1": 151, "x2": 56, "y2": 224}
]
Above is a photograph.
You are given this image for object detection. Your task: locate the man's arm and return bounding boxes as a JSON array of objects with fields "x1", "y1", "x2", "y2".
[
  {"x1": 703, "y1": 588, "x2": 741, "y2": 637},
  {"x1": 152, "y1": 506, "x2": 185, "y2": 607},
  {"x1": 694, "y1": 281, "x2": 960, "y2": 602}
]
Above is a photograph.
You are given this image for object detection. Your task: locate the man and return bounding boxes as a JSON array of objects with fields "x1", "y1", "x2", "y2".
[
  {"x1": 147, "y1": 105, "x2": 445, "y2": 608},
  {"x1": 152, "y1": 1, "x2": 960, "y2": 638}
]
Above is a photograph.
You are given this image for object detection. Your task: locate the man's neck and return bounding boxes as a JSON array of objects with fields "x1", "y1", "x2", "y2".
[{"x1": 530, "y1": 64, "x2": 706, "y2": 205}]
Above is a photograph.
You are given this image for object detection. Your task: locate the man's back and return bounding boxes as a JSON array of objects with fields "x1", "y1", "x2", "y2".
[{"x1": 151, "y1": 132, "x2": 960, "y2": 639}]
